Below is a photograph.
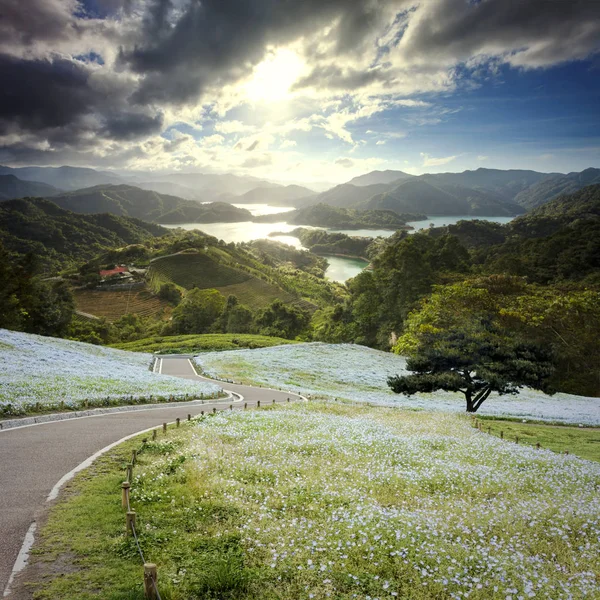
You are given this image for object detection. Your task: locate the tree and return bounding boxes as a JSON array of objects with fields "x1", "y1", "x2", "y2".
[
  {"x1": 158, "y1": 283, "x2": 182, "y2": 305},
  {"x1": 387, "y1": 326, "x2": 555, "y2": 412},
  {"x1": 172, "y1": 288, "x2": 226, "y2": 334},
  {"x1": 255, "y1": 299, "x2": 310, "y2": 339},
  {"x1": 387, "y1": 277, "x2": 557, "y2": 412}
]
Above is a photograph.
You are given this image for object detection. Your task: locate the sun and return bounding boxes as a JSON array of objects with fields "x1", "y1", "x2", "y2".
[{"x1": 245, "y1": 49, "x2": 305, "y2": 103}]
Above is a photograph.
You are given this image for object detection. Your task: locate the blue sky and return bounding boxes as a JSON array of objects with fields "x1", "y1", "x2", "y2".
[{"x1": 1, "y1": 0, "x2": 599, "y2": 184}]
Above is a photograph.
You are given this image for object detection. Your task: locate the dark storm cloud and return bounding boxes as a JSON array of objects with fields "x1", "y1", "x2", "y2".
[
  {"x1": 398, "y1": 0, "x2": 600, "y2": 67},
  {"x1": 121, "y1": 0, "x2": 392, "y2": 105},
  {"x1": 0, "y1": 0, "x2": 74, "y2": 46},
  {"x1": 103, "y1": 111, "x2": 164, "y2": 140},
  {"x1": 2, "y1": 0, "x2": 600, "y2": 166},
  {"x1": 0, "y1": 54, "x2": 96, "y2": 133}
]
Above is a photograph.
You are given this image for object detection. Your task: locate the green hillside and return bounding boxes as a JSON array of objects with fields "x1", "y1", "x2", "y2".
[
  {"x1": 363, "y1": 178, "x2": 524, "y2": 216},
  {"x1": 514, "y1": 168, "x2": 600, "y2": 209},
  {"x1": 0, "y1": 197, "x2": 168, "y2": 270},
  {"x1": 112, "y1": 332, "x2": 297, "y2": 353},
  {"x1": 49, "y1": 184, "x2": 252, "y2": 223},
  {"x1": 255, "y1": 202, "x2": 416, "y2": 228}
]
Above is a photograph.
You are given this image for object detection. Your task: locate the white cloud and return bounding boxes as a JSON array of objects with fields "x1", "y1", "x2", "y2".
[
  {"x1": 477, "y1": 155, "x2": 489, "y2": 161},
  {"x1": 280, "y1": 140, "x2": 297, "y2": 148},
  {"x1": 200, "y1": 134, "x2": 225, "y2": 147},
  {"x1": 376, "y1": 140, "x2": 386, "y2": 145},
  {"x1": 420, "y1": 152, "x2": 458, "y2": 167},
  {"x1": 214, "y1": 120, "x2": 256, "y2": 134}
]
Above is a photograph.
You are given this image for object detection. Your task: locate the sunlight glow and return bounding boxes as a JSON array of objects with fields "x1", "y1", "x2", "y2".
[{"x1": 245, "y1": 49, "x2": 305, "y2": 103}]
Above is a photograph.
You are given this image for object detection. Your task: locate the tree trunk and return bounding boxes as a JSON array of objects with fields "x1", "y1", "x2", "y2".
[{"x1": 465, "y1": 390, "x2": 475, "y2": 412}]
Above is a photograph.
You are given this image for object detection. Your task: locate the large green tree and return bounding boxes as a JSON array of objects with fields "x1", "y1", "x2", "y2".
[
  {"x1": 172, "y1": 288, "x2": 226, "y2": 334},
  {"x1": 388, "y1": 326, "x2": 555, "y2": 412}
]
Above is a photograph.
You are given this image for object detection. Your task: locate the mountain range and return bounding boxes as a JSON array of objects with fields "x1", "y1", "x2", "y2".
[
  {"x1": 47, "y1": 185, "x2": 253, "y2": 224},
  {"x1": 0, "y1": 163, "x2": 598, "y2": 218}
]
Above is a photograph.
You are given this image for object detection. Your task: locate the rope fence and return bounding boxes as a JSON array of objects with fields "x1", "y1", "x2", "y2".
[
  {"x1": 118, "y1": 394, "x2": 295, "y2": 598},
  {"x1": 473, "y1": 418, "x2": 570, "y2": 455}
]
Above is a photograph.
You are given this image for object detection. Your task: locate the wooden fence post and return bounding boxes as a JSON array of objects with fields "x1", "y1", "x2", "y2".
[
  {"x1": 257, "y1": 400, "x2": 261, "y2": 408},
  {"x1": 244, "y1": 402, "x2": 247, "y2": 410},
  {"x1": 500, "y1": 431, "x2": 504, "y2": 440},
  {"x1": 536, "y1": 442, "x2": 541, "y2": 449},
  {"x1": 131, "y1": 450, "x2": 137, "y2": 465},
  {"x1": 126, "y1": 511, "x2": 136, "y2": 536},
  {"x1": 176, "y1": 418, "x2": 180, "y2": 428},
  {"x1": 126, "y1": 463, "x2": 133, "y2": 483},
  {"x1": 230, "y1": 404, "x2": 233, "y2": 410},
  {"x1": 162, "y1": 422, "x2": 167, "y2": 434},
  {"x1": 515, "y1": 436, "x2": 519, "y2": 444},
  {"x1": 152, "y1": 429, "x2": 157, "y2": 441},
  {"x1": 121, "y1": 482, "x2": 130, "y2": 509},
  {"x1": 144, "y1": 563, "x2": 158, "y2": 599},
  {"x1": 212, "y1": 407, "x2": 216, "y2": 414},
  {"x1": 273, "y1": 398, "x2": 275, "y2": 404},
  {"x1": 187, "y1": 414, "x2": 191, "y2": 421},
  {"x1": 287, "y1": 397, "x2": 290, "y2": 403}
]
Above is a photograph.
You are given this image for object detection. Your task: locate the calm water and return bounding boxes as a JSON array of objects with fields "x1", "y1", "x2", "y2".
[
  {"x1": 324, "y1": 256, "x2": 370, "y2": 283},
  {"x1": 161, "y1": 212, "x2": 515, "y2": 281},
  {"x1": 407, "y1": 215, "x2": 515, "y2": 231}
]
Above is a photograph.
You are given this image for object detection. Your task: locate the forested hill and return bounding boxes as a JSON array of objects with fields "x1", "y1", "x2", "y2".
[
  {"x1": 48, "y1": 184, "x2": 253, "y2": 224},
  {"x1": 514, "y1": 168, "x2": 600, "y2": 209},
  {"x1": 361, "y1": 178, "x2": 525, "y2": 216},
  {"x1": 0, "y1": 197, "x2": 168, "y2": 270},
  {"x1": 254, "y1": 203, "x2": 422, "y2": 228},
  {"x1": 420, "y1": 184, "x2": 600, "y2": 285}
]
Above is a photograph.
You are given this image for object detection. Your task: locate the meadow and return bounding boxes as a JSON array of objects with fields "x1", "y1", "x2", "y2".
[
  {"x1": 28, "y1": 403, "x2": 600, "y2": 599},
  {"x1": 113, "y1": 333, "x2": 298, "y2": 354},
  {"x1": 0, "y1": 329, "x2": 221, "y2": 417},
  {"x1": 193, "y1": 343, "x2": 600, "y2": 425}
]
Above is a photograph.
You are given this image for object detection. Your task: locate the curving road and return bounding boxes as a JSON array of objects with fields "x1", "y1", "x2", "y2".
[{"x1": 0, "y1": 356, "x2": 302, "y2": 596}]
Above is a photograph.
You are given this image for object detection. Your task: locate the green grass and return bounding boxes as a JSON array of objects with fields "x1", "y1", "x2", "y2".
[
  {"x1": 215, "y1": 279, "x2": 295, "y2": 308},
  {"x1": 476, "y1": 418, "x2": 600, "y2": 462},
  {"x1": 111, "y1": 333, "x2": 298, "y2": 354},
  {"x1": 24, "y1": 403, "x2": 600, "y2": 600},
  {"x1": 149, "y1": 253, "x2": 250, "y2": 290}
]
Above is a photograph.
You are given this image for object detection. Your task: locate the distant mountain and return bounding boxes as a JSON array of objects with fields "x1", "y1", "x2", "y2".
[
  {"x1": 48, "y1": 185, "x2": 253, "y2": 224},
  {"x1": 361, "y1": 178, "x2": 525, "y2": 216},
  {"x1": 313, "y1": 183, "x2": 393, "y2": 208},
  {"x1": 422, "y1": 168, "x2": 550, "y2": 201},
  {"x1": 148, "y1": 172, "x2": 280, "y2": 199},
  {"x1": 134, "y1": 181, "x2": 206, "y2": 202},
  {"x1": 348, "y1": 170, "x2": 413, "y2": 187},
  {"x1": 0, "y1": 197, "x2": 166, "y2": 269},
  {"x1": 236, "y1": 185, "x2": 316, "y2": 205},
  {"x1": 0, "y1": 174, "x2": 61, "y2": 200},
  {"x1": 0, "y1": 165, "x2": 124, "y2": 191},
  {"x1": 514, "y1": 168, "x2": 600, "y2": 209}
]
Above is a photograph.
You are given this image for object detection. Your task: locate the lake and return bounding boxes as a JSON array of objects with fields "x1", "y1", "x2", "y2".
[
  {"x1": 162, "y1": 211, "x2": 516, "y2": 282},
  {"x1": 324, "y1": 256, "x2": 370, "y2": 283}
]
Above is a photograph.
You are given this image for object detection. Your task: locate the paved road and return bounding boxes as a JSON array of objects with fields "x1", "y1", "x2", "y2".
[{"x1": 0, "y1": 357, "x2": 301, "y2": 596}]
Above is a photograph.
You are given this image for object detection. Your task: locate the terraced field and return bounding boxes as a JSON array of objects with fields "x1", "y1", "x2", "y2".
[
  {"x1": 215, "y1": 279, "x2": 295, "y2": 308},
  {"x1": 149, "y1": 252, "x2": 306, "y2": 309},
  {"x1": 74, "y1": 287, "x2": 171, "y2": 322},
  {"x1": 149, "y1": 253, "x2": 250, "y2": 289}
]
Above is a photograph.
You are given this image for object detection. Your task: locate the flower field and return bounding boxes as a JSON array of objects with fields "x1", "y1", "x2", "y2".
[
  {"x1": 121, "y1": 403, "x2": 600, "y2": 600},
  {"x1": 0, "y1": 329, "x2": 221, "y2": 417},
  {"x1": 194, "y1": 343, "x2": 600, "y2": 425}
]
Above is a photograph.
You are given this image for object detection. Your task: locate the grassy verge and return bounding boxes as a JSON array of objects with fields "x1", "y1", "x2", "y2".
[
  {"x1": 475, "y1": 417, "x2": 600, "y2": 462},
  {"x1": 111, "y1": 334, "x2": 297, "y2": 354},
  {"x1": 24, "y1": 403, "x2": 600, "y2": 600}
]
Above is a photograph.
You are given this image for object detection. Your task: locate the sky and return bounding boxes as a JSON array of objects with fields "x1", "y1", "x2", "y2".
[{"x1": 1, "y1": 0, "x2": 599, "y2": 185}]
